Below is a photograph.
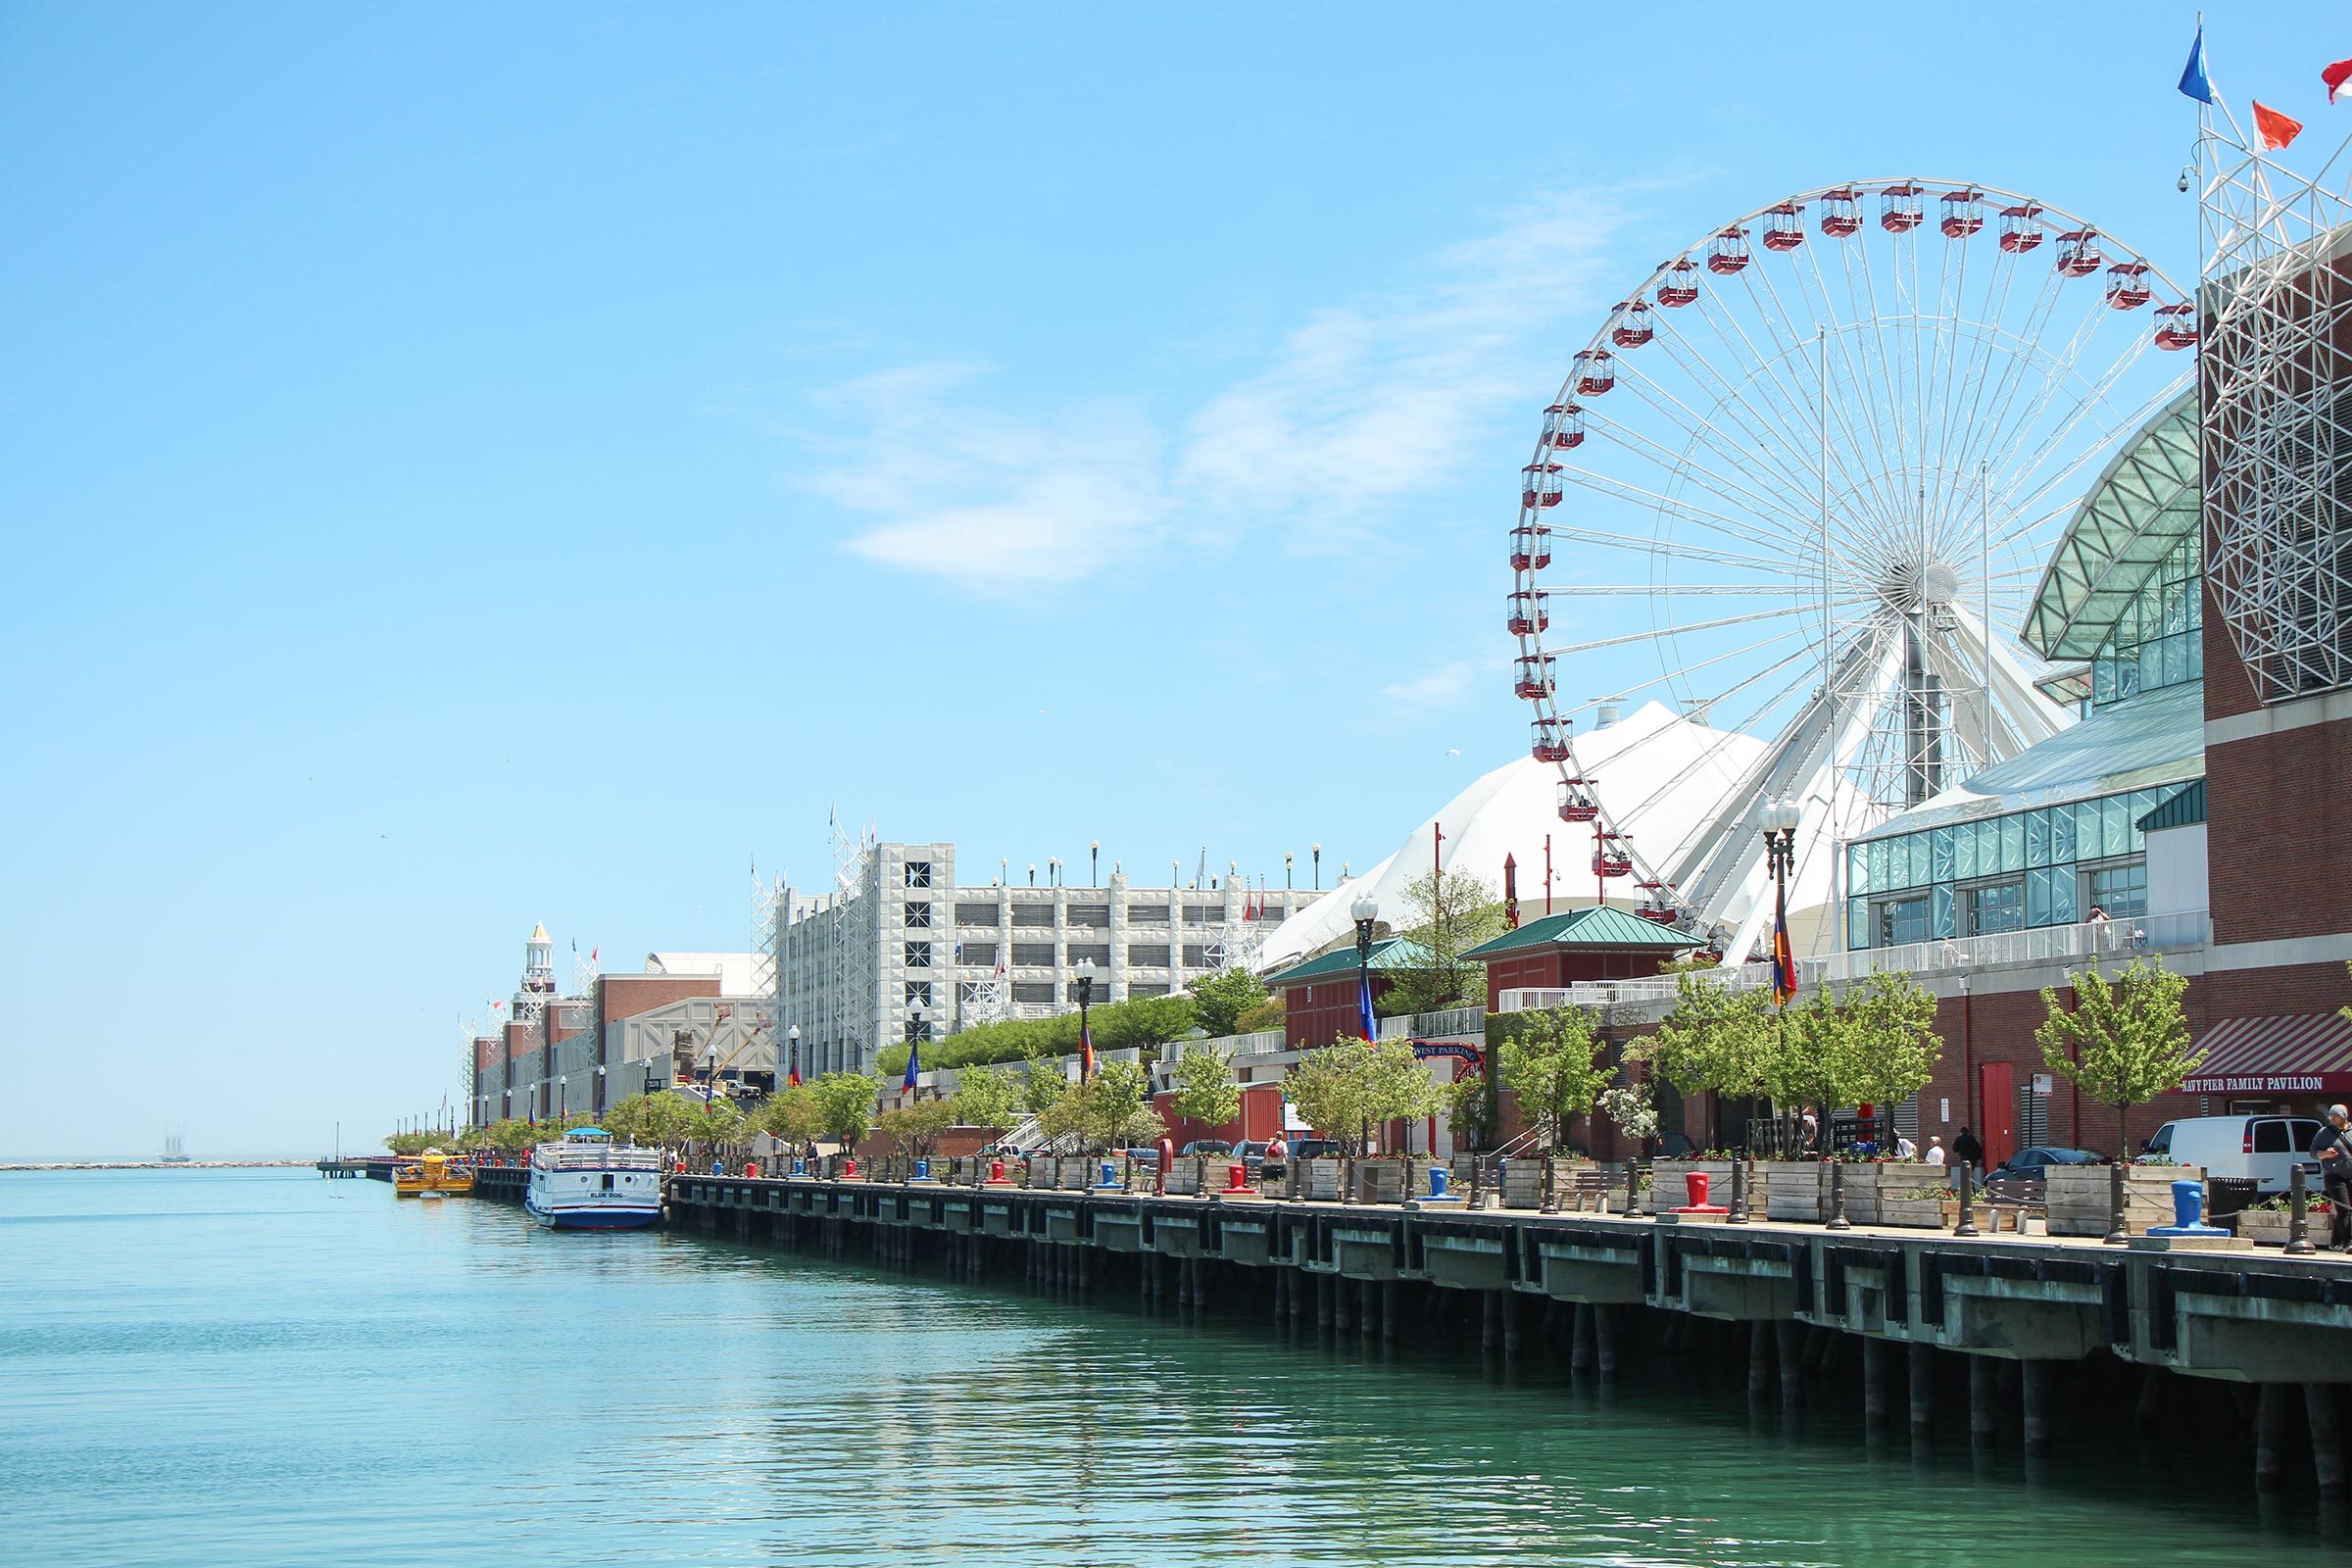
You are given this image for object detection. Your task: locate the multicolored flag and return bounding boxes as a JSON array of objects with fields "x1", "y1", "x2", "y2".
[
  {"x1": 1771, "y1": 878, "x2": 1798, "y2": 1006},
  {"x1": 2326, "y1": 57, "x2": 2352, "y2": 103},
  {"x1": 2256, "y1": 100, "x2": 2304, "y2": 149},
  {"x1": 902, "y1": 1029, "x2": 921, "y2": 1100},
  {"x1": 786, "y1": 1039, "x2": 802, "y2": 1089},
  {"x1": 1079, "y1": 1015, "x2": 1096, "y2": 1082},
  {"x1": 2180, "y1": 24, "x2": 2216, "y2": 104}
]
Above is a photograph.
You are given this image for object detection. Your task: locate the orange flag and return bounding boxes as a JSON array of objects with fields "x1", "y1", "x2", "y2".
[{"x1": 2255, "y1": 100, "x2": 2304, "y2": 150}]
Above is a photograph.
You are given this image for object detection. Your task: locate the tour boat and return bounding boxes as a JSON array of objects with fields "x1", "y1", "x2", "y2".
[
  {"x1": 524, "y1": 1127, "x2": 662, "y2": 1230},
  {"x1": 394, "y1": 1148, "x2": 476, "y2": 1198}
]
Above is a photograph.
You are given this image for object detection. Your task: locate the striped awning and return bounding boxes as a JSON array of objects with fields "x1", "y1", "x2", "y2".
[{"x1": 2184, "y1": 1014, "x2": 2352, "y2": 1096}]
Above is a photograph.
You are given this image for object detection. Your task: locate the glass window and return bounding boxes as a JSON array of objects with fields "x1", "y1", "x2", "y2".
[
  {"x1": 2048, "y1": 863, "x2": 2079, "y2": 924},
  {"x1": 2050, "y1": 805, "x2": 2076, "y2": 864},
  {"x1": 904, "y1": 861, "x2": 932, "y2": 889},
  {"x1": 1932, "y1": 884, "x2": 1955, "y2": 939},
  {"x1": 1878, "y1": 897, "x2": 1931, "y2": 946},
  {"x1": 1848, "y1": 898, "x2": 1870, "y2": 951},
  {"x1": 904, "y1": 941, "x2": 932, "y2": 968},
  {"x1": 1848, "y1": 845, "x2": 1871, "y2": 896},
  {"x1": 2083, "y1": 859, "x2": 2147, "y2": 918},
  {"x1": 2254, "y1": 1121, "x2": 2291, "y2": 1154},
  {"x1": 2103, "y1": 795, "x2": 2132, "y2": 858},
  {"x1": 2000, "y1": 813, "x2": 2025, "y2": 873},
  {"x1": 2026, "y1": 809, "x2": 2049, "y2": 868},
  {"x1": 1954, "y1": 823, "x2": 1978, "y2": 881},
  {"x1": 1967, "y1": 880, "x2": 2025, "y2": 935},
  {"x1": 904, "y1": 902, "x2": 933, "y2": 928},
  {"x1": 1932, "y1": 827, "x2": 1955, "y2": 883},
  {"x1": 904, "y1": 981, "x2": 933, "y2": 1007},
  {"x1": 2026, "y1": 866, "x2": 2054, "y2": 927}
]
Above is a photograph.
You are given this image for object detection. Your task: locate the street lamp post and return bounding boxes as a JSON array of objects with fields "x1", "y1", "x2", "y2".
[
  {"x1": 558, "y1": 1075, "x2": 567, "y2": 1121},
  {"x1": 1759, "y1": 795, "x2": 1801, "y2": 1157},
  {"x1": 1942, "y1": 942, "x2": 1974, "y2": 1162},
  {"x1": 1072, "y1": 957, "x2": 1096, "y2": 1170},
  {"x1": 787, "y1": 1023, "x2": 802, "y2": 1088},
  {"x1": 1348, "y1": 894, "x2": 1379, "y2": 1205}
]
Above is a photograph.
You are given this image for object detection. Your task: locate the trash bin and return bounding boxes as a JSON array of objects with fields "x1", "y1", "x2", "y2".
[{"x1": 2205, "y1": 1176, "x2": 2259, "y2": 1221}]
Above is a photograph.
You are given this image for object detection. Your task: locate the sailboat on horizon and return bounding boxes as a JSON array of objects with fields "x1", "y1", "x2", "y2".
[{"x1": 160, "y1": 1133, "x2": 190, "y2": 1164}]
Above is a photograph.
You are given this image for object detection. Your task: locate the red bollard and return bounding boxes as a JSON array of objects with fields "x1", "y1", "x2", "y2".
[
  {"x1": 986, "y1": 1158, "x2": 1008, "y2": 1186},
  {"x1": 1686, "y1": 1171, "x2": 1709, "y2": 1208},
  {"x1": 843, "y1": 1156, "x2": 859, "y2": 1180},
  {"x1": 1226, "y1": 1161, "x2": 1251, "y2": 1193}
]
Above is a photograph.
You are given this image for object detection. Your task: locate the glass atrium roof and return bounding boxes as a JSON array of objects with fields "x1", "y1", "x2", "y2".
[{"x1": 2022, "y1": 389, "x2": 2199, "y2": 662}]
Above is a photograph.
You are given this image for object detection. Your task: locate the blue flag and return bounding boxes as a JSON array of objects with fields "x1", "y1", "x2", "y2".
[
  {"x1": 902, "y1": 1030, "x2": 920, "y2": 1098},
  {"x1": 1358, "y1": 965, "x2": 1377, "y2": 1042},
  {"x1": 2180, "y1": 24, "x2": 2216, "y2": 105}
]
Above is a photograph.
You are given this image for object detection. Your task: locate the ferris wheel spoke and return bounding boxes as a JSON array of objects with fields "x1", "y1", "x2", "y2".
[
  {"x1": 1552, "y1": 466, "x2": 1818, "y2": 562},
  {"x1": 1988, "y1": 337, "x2": 2169, "y2": 532},
  {"x1": 1738, "y1": 261, "x2": 1906, "y2": 547},
  {"x1": 1677, "y1": 280, "x2": 1847, "y2": 504},
  {"x1": 1842, "y1": 229, "x2": 1923, "y2": 510},
  {"x1": 1792, "y1": 245, "x2": 1928, "y2": 540},
  {"x1": 1608, "y1": 367, "x2": 1838, "y2": 542},
  {"x1": 1544, "y1": 601, "x2": 1837, "y2": 660},
  {"x1": 1644, "y1": 320, "x2": 1834, "y2": 514},
  {"x1": 1950, "y1": 273, "x2": 2096, "y2": 503},
  {"x1": 1580, "y1": 411, "x2": 1824, "y2": 551},
  {"x1": 1540, "y1": 518, "x2": 1783, "y2": 576}
]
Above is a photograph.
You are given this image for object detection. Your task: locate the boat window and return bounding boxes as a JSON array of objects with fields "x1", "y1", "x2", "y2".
[{"x1": 602, "y1": 1173, "x2": 614, "y2": 1190}]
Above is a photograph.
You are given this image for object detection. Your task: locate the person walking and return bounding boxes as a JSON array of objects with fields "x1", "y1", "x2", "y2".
[
  {"x1": 2312, "y1": 1104, "x2": 2352, "y2": 1250},
  {"x1": 1952, "y1": 1126, "x2": 1984, "y2": 1172},
  {"x1": 1925, "y1": 1135, "x2": 1947, "y2": 1167}
]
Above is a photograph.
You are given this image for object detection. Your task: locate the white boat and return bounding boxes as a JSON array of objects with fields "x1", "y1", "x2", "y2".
[{"x1": 523, "y1": 1127, "x2": 663, "y2": 1231}]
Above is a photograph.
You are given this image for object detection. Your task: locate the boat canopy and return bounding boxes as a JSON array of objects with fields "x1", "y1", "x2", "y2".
[{"x1": 564, "y1": 1127, "x2": 612, "y2": 1142}]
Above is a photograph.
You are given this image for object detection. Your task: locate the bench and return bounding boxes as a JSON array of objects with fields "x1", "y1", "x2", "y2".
[
  {"x1": 1980, "y1": 1178, "x2": 2046, "y2": 1235},
  {"x1": 1564, "y1": 1167, "x2": 1618, "y2": 1213}
]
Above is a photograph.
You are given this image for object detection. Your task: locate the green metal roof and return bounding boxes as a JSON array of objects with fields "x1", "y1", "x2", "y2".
[
  {"x1": 2137, "y1": 778, "x2": 2207, "y2": 832},
  {"x1": 2023, "y1": 388, "x2": 2199, "y2": 662},
  {"x1": 1264, "y1": 937, "x2": 1428, "y2": 986},
  {"x1": 1459, "y1": 905, "x2": 1702, "y2": 961}
]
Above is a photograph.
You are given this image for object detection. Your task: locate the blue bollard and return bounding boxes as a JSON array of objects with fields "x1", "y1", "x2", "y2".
[
  {"x1": 1429, "y1": 1166, "x2": 1450, "y2": 1199},
  {"x1": 791, "y1": 1158, "x2": 806, "y2": 1177},
  {"x1": 2149, "y1": 1177, "x2": 2229, "y2": 1239},
  {"x1": 915, "y1": 1157, "x2": 931, "y2": 1181}
]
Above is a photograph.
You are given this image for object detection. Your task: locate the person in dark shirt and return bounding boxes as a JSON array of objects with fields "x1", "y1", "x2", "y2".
[
  {"x1": 2311, "y1": 1104, "x2": 2352, "y2": 1250},
  {"x1": 1952, "y1": 1127, "x2": 1985, "y2": 1173}
]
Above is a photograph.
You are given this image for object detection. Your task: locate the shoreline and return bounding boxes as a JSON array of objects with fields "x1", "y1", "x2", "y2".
[{"x1": 0, "y1": 1160, "x2": 325, "y2": 1172}]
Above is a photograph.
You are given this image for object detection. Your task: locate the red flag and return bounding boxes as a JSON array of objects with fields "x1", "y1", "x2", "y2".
[
  {"x1": 2255, "y1": 100, "x2": 2304, "y2": 149},
  {"x1": 2326, "y1": 58, "x2": 2352, "y2": 104}
]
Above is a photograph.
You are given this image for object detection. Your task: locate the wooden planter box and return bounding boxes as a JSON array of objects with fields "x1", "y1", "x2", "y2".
[
  {"x1": 2238, "y1": 1210, "x2": 2296, "y2": 1248},
  {"x1": 1354, "y1": 1159, "x2": 1406, "y2": 1204},
  {"x1": 1650, "y1": 1160, "x2": 1740, "y2": 1214},
  {"x1": 1301, "y1": 1158, "x2": 1342, "y2": 1202},
  {"x1": 2044, "y1": 1165, "x2": 2198, "y2": 1238},
  {"x1": 1761, "y1": 1160, "x2": 1829, "y2": 1222},
  {"x1": 1164, "y1": 1160, "x2": 1201, "y2": 1196},
  {"x1": 1846, "y1": 1162, "x2": 1945, "y2": 1227},
  {"x1": 1501, "y1": 1160, "x2": 1544, "y2": 1209}
]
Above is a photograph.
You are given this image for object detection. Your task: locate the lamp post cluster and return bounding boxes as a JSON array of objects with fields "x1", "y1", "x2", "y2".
[
  {"x1": 1757, "y1": 794, "x2": 1800, "y2": 1157},
  {"x1": 1347, "y1": 893, "x2": 1380, "y2": 1204}
]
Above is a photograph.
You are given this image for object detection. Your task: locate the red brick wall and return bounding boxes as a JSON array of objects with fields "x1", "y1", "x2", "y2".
[
  {"x1": 2205, "y1": 709, "x2": 2352, "y2": 948},
  {"x1": 597, "y1": 974, "x2": 722, "y2": 1023},
  {"x1": 1278, "y1": 972, "x2": 1396, "y2": 1048}
]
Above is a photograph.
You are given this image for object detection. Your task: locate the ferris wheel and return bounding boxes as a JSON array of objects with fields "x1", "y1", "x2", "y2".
[{"x1": 1509, "y1": 179, "x2": 2195, "y2": 961}]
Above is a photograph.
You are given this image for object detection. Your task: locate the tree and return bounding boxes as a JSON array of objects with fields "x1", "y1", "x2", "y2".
[
  {"x1": 1381, "y1": 868, "x2": 1510, "y2": 1017},
  {"x1": 1021, "y1": 1054, "x2": 1070, "y2": 1118},
  {"x1": 486, "y1": 1118, "x2": 539, "y2": 1154},
  {"x1": 1098, "y1": 993, "x2": 1196, "y2": 1050},
  {"x1": 1841, "y1": 972, "x2": 1942, "y2": 1151},
  {"x1": 1187, "y1": 968, "x2": 1270, "y2": 1038},
  {"x1": 686, "y1": 1099, "x2": 748, "y2": 1152},
  {"x1": 754, "y1": 1085, "x2": 820, "y2": 1149},
  {"x1": 1285, "y1": 1037, "x2": 1437, "y2": 1159},
  {"x1": 1443, "y1": 1072, "x2": 1496, "y2": 1152},
  {"x1": 874, "y1": 1099, "x2": 958, "y2": 1159},
  {"x1": 1766, "y1": 992, "x2": 1856, "y2": 1158},
  {"x1": 949, "y1": 1063, "x2": 1021, "y2": 1133},
  {"x1": 1039, "y1": 1060, "x2": 1157, "y2": 1155},
  {"x1": 1598, "y1": 1082, "x2": 1660, "y2": 1147},
  {"x1": 2036, "y1": 956, "x2": 2200, "y2": 1160},
  {"x1": 808, "y1": 1071, "x2": 883, "y2": 1154},
  {"x1": 1497, "y1": 1006, "x2": 1610, "y2": 1160},
  {"x1": 1235, "y1": 993, "x2": 1286, "y2": 1035},
  {"x1": 1636, "y1": 968, "x2": 1779, "y2": 1148},
  {"x1": 1167, "y1": 1044, "x2": 1241, "y2": 1132}
]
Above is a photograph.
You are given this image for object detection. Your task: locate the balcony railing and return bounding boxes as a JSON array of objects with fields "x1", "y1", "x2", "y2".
[{"x1": 1495, "y1": 909, "x2": 2209, "y2": 1014}]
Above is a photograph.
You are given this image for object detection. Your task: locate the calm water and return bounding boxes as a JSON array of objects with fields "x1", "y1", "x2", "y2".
[{"x1": 0, "y1": 1168, "x2": 2341, "y2": 1567}]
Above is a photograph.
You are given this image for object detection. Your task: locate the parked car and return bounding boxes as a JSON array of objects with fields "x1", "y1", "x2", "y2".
[
  {"x1": 1234, "y1": 1140, "x2": 1273, "y2": 1178},
  {"x1": 1286, "y1": 1137, "x2": 1345, "y2": 1162},
  {"x1": 2140, "y1": 1115, "x2": 2325, "y2": 1195},
  {"x1": 1984, "y1": 1146, "x2": 2102, "y2": 1184},
  {"x1": 1179, "y1": 1139, "x2": 1234, "y2": 1158}
]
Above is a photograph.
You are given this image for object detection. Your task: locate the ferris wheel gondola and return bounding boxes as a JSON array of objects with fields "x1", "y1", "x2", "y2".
[{"x1": 1506, "y1": 176, "x2": 2193, "y2": 964}]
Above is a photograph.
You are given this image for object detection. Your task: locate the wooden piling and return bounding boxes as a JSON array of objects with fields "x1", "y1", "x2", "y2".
[
  {"x1": 1970, "y1": 1356, "x2": 1998, "y2": 1444},
  {"x1": 2309, "y1": 1384, "x2": 2347, "y2": 1497},
  {"x1": 1908, "y1": 1344, "x2": 1935, "y2": 1440},
  {"x1": 1748, "y1": 1321, "x2": 1772, "y2": 1403},
  {"x1": 2022, "y1": 1360, "x2": 2054, "y2": 1456},
  {"x1": 2257, "y1": 1382, "x2": 2293, "y2": 1493}
]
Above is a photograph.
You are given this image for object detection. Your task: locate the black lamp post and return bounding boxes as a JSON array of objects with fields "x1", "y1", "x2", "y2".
[
  {"x1": 1072, "y1": 958, "x2": 1096, "y2": 1165},
  {"x1": 1348, "y1": 893, "x2": 1379, "y2": 1204},
  {"x1": 787, "y1": 1023, "x2": 802, "y2": 1086},
  {"x1": 1759, "y1": 794, "x2": 1801, "y2": 1156}
]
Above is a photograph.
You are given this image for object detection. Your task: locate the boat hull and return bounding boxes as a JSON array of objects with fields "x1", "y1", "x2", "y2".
[{"x1": 525, "y1": 1199, "x2": 662, "y2": 1231}]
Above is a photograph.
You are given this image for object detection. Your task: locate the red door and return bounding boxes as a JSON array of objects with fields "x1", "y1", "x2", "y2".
[{"x1": 1978, "y1": 1062, "x2": 2016, "y2": 1171}]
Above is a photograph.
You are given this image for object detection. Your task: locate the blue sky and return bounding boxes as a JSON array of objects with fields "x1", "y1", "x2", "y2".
[{"x1": 2, "y1": 4, "x2": 2342, "y2": 1156}]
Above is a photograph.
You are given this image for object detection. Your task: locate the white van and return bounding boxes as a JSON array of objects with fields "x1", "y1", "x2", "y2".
[{"x1": 2141, "y1": 1115, "x2": 2325, "y2": 1194}]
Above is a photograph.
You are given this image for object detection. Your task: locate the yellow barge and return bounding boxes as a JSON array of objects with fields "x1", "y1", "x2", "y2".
[{"x1": 394, "y1": 1149, "x2": 475, "y2": 1198}]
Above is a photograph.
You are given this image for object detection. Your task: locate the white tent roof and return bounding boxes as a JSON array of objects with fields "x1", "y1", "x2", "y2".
[
  {"x1": 1260, "y1": 701, "x2": 1841, "y2": 970},
  {"x1": 644, "y1": 952, "x2": 765, "y2": 998}
]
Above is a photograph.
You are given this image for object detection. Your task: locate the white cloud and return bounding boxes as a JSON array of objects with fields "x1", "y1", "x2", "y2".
[
  {"x1": 809, "y1": 190, "x2": 1629, "y2": 590},
  {"x1": 1380, "y1": 659, "x2": 1479, "y2": 710}
]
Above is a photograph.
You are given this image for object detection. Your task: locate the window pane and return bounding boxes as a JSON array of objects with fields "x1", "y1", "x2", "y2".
[
  {"x1": 2000, "y1": 814, "x2": 2025, "y2": 873},
  {"x1": 904, "y1": 942, "x2": 932, "y2": 968},
  {"x1": 2026, "y1": 809, "x2": 2049, "y2": 868},
  {"x1": 1955, "y1": 824, "x2": 1978, "y2": 881},
  {"x1": 1848, "y1": 845, "x2": 1871, "y2": 896},
  {"x1": 1932, "y1": 884, "x2": 1955, "y2": 939},
  {"x1": 2026, "y1": 865, "x2": 2053, "y2": 926},
  {"x1": 2104, "y1": 795, "x2": 2131, "y2": 858},
  {"x1": 2050, "y1": 806, "x2": 2076, "y2": 865},
  {"x1": 1932, "y1": 827, "x2": 1955, "y2": 884},
  {"x1": 2049, "y1": 866, "x2": 2078, "y2": 924}
]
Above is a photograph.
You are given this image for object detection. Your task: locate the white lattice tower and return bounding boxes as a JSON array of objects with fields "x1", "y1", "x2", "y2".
[
  {"x1": 2199, "y1": 107, "x2": 2352, "y2": 703},
  {"x1": 514, "y1": 993, "x2": 547, "y2": 1027},
  {"x1": 570, "y1": 951, "x2": 598, "y2": 998},
  {"x1": 458, "y1": 1014, "x2": 476, "y2": 1119},
  {"x1": 829, "y1": 810, "x2": 876, "y2": 1068}
]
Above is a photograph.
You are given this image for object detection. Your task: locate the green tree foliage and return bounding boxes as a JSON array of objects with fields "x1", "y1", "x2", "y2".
[
  {"x1": 1496, "y1": 1006, "x2": 1610, "y2": 1155},
  {"x1": 485, "y1": 1118, "x2": 540, "y2": 1154},
  {"x1": 1381, "y1": 868, "x2": 1510, "y2": 1017},
  {"x1": 685, "y1": 1099, "x2": 748, "y2": 1150},
  {"x1": 1038, "y1": 1059, "x2": 1158, "y2": 1153},
  {"x1": 948, "y1": 1062, "x2": 1022, "y2": 1132},
  {"x1": 875, "y1": 993, "x2": 1200, "y2": 1075},
  {"x1": 1640, "y1": 968, "x2": 1780, "y2": 1106},
  {"x1": 1167, "y1": 1045, "x2": 1241, "y2": 1130},
  {"x1": 1840, "y1": 972, "x2": 1943, "y2": 1136},
  {"x1": 1021, "y1": 1054, "x2": 1070, "y2": 1117},
  {"x1": 874, "y1": 1099, "x2": 958, "y2": 1157},
  {"x1": 1234, "y1": 993, "x2": 1286, "y2": 1035},
  {"x1": 1285, "y1": 1037, "x2": 1439, "y2": 1156},
  {"x1": 1442, "y1": 1072, "x2": 1496, "y2": 1151},
  {"x1": 807, "y1": 1071, "x2": 883, "y2": 1152},
  {"x1": 2036, "y1": 956, "x2": 2200, "y2": 1160},
  {"x1": 754, "y1": 1085, "x2": 821, "y2": 1148},
  {"x1": 1598, "y1": 1082, "x2": 1660, "y2": 1144},
  {"x1": 1186, "y1": 968, "x2": 1270, "y2": 1038},
  {"x1": 1765, "y1": 992, "x2": 1853, "y2": 1127}
]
